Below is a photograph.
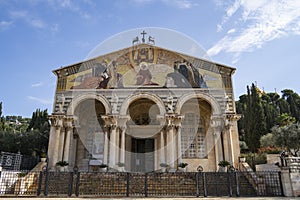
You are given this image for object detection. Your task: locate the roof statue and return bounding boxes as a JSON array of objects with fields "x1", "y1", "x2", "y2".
[{"x1": 133, "y1": 30, "x2": 155, "y2": 46}]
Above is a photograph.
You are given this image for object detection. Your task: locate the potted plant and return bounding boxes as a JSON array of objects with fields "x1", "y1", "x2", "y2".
[
  {"x1": 40, "y1": 153, "x2": 47, "y2": 162},
  {"x1": 160, "y1": 163, "x2": 169, "y2": 172},
  {"x1": 178, "y1": 162, "x2": 188, "y2": 172},
  {"x1": 239, "y1": 155, "x2": 246, "y2": 163},
  {"x1": 117, "y1": 162, "x2": 125, "y2": 172},
  {"x1": 56, "y1": 161, "x2": 69, "y2": 172},
  {"x1": 99, "y1": 163, "x2": 108, "y2": 172},
  {"x1": 218, "y1": 160, "x2": 230, "y2": 172}
]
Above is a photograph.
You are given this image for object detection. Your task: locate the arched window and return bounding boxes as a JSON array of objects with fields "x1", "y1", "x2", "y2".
[{"x1": 181, "y1": 113, "x2": 206, "y2": 158}]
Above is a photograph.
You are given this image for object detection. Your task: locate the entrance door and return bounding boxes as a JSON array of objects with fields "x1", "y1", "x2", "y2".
[{"x1": 131, "y1": 138, "x2": 154, "y2": 172}]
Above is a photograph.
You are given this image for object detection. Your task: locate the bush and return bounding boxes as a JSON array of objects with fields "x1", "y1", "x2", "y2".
[
  {"x1": 258, "y1": 146, "x2": 281, "y2": 154},
  {"x1": 245, "y1": 153, "x2": 267, "y2": 170},
  {"x1": 99, "y1": 163, "x2": 108, "y2": 168},
  {"x1": 260, "y1": 133, "x2": 276, "y2": 147},
  {"x1": 218, "y1": 160, "x2": 230, "y2": 167},
  {"x1": 160, "y1": 163, "x2": 169, "y2": 167},
  {"x1": 56, "y1": 161, "x2": 69, "y2": 166},
  {"x1": 178, "y1": 162, "x2": 188, "y2": 168}
]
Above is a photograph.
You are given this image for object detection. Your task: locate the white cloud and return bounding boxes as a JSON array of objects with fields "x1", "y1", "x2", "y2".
[
  {"x1": 0, "y1": 20, "x2": 13, "y2": 30},
  {"x1": 27, "y1": 96, "x2": 52, "y2": 105},
  {"x1": 29, "y1": 18, "x2": 45, "y2": 28},
  {"x1": 227, "y1": 28, "x2": 236, "y2": 34},
  {"x1": 130, "y1": 0, "x2": 197, "y2": 9},
  {"x1": 47, "y1": 0, "x2": 91, "y2": 19},
  {"x1": 10, "y1": 10, "x2": 46, "y2": 29},
  {"x1": 162, "y1": 0, "x2": 197, "y2": 9},
  {"x1": 209, "y1": 0, "x2": 300, "y2": 63},
  {"x1": 31, "y1": 82, "x2": 43, "y2": 87},
  {"x1": 132, "y1": 0, "x2": 154, "y2": 3}
]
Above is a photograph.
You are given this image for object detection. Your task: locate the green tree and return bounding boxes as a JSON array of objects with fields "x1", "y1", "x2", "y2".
[
  {"x1": 260, "y1": 133, "x2": 276, "y2": 147},
  {"x1": 276, "y1": 113, "x2": 296, "y2": 127},
  {"x1": 271, "y1": 123, "x2": 300, "y2": 156},
  {"x1": 244, "y1": 83, "x2": 266, "y2": 152},
  {"x1": 282, "y1": 89, "x2": 300, "y2": 121},
  {"x1": 26, "y1": 109, "x2": 50, "y2": 155}
]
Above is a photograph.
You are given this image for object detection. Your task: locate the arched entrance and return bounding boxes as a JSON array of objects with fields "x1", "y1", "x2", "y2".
[
  {"x1": 180, "y1": 98, "x2": 211, "y2": 159},
  {"x1": 126, "y1": 98, "x2": 162, "y2": 172},
  {"x1": 176, "y1": 93, "x2": 223, "y2": 171},
  {"x1": 73, "y1": 99, "x2": 107, "y2": 171}
]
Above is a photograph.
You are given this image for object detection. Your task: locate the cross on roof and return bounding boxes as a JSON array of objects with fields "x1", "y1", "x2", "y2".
[{"x1": 141, "y1": 30, "x2": 147, "y2": 43}]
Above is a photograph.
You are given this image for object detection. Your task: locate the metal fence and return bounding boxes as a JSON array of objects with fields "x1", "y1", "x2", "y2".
[{"x1": 0, "y1": 171, "x2": 284, "y2": 197}]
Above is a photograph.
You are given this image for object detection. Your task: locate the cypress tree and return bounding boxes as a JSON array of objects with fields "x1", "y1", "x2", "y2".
[
  {"x1": 282, "y1": 89, "x2": 300, "y2": 121},
  {"x1": 244, "y1": 83, "x2": 266, "y2": 152}
]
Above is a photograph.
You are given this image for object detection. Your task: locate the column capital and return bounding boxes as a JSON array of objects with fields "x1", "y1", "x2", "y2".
[
  {"x1": 101, "y1": 114, "x2": 129, "y2": 129},
  {"x1": 49, "y1": 114, "x2": 64, "y2": 128},
  {"x1": 165, "y1": 114, "x2": 176, "y2": 128},
  {"x1": 210, "y1": 115, "x2": 224, "y2": 135},
  {"x1": 118, "y1": 115, "x2": 130, "y2": 130},
  {"x1": 210, "y1": 115, "x2": 223, "y2": 127},
  {"x1": 64, "y1": 115, "x2": 75, "y2": 129},
  {"x1": 157, "y1": 114, "x2": 183, "y2": 129},
  {"x1": 101, "y1": 114, "x2": 117, "y2": 127},
  {"x1": 174, "y1": 114, "x2": 184, "y2": 129},
  {"x1": 224, "y1": 114, "x2": 241, "y2": 130}
]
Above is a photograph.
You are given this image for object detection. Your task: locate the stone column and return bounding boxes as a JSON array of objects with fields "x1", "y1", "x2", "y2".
[
  {"x1": 47, "y1": 122, "x2": 56, "y2": 167},
  {"x1": 71, "y1": 127, "x2": 79, "y2": 169},
  {"x1": 48, "y1": 115, "x2": 64, "y2": 169},
  {"x1": 118, "y1": 116, "x2": 129, "y2": 169},
  {"x1": 109, "y1": 124, "x2": 117, "y2": 168},
  {"x1": 157, "y1": 115, "x2": 166, "y2": 168},
  {"x1": 57, "y1": 129, "x2": 65, "y2": 162},
  {"x1": 160, "y1": 130, "x2": 165, "y2": 165},
  {"x1": 120, "y1": 128, "x2": 126, "y2": 165},
  {"x1": 166, "y1": 114, "x2": 176, "y2": 169},
  {"x1": 167, "y1": 127, "x2": 175, "y2": 168},
  {"x1": 174, "y1": 115, "x2": 184, "y2": 164},
  {"x1": 102, "y1": 115, "x2": 119, "y2": 168},
  {"x1": 211, "y1": 116, "x2": 223, "y2": 171},
  {"x1": 222, "y1": 130, "x2": 229, "y2": 162},
  {"x1": 280, "y1": 167, "x2": 294, "y2": 197},
  {"x1": 103, "y1": 126, "x2": 109, "y2": 165},
  {"x1": 225, "y1": 114, "x2": 241, "y2": 167},
  {"x1": 115, "y1": 128, "x2": 120, "y2": 164},
  {"x1": 63, "y1": 116, "x2": 73, "y2": 163}
]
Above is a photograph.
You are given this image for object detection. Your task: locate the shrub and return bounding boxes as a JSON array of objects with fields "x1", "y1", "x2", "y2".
[
  {"x1": 218, "y1": 160, "x2": 230, "y2": 167},
  {"x1": 56, "y1": 161, "x2": 69, "y2": 166},
  {"x1": 258, "y1": 146, "x2": 282, "y2": 154},
  {"x1": 99, "y1": 163, "x2": 108, "y2": 168},
  {"x1": 178, "y1": 162, "x2": 188, "y2": 168},
  {"x1": 160, "y1": 163, "x2": 169, "y2": 167}
]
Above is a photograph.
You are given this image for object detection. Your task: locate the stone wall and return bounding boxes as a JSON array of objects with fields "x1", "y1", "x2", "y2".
[{"x1": 286, "y1": 157, "x2": 300, "y2": 196}]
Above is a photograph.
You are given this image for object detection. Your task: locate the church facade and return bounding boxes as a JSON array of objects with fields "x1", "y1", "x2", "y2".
[{"x1": 47, "y1": 35, "x2": 240, "y2": 172}]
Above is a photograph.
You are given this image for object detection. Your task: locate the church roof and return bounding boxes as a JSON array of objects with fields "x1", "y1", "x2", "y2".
[{"x1": 53, "y1": 43, "x2": 236, "y2": 77}]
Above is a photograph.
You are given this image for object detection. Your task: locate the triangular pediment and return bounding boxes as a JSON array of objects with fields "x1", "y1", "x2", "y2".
[{"x1": 53, "y1": 44, "x2": 235, "y2": 91}]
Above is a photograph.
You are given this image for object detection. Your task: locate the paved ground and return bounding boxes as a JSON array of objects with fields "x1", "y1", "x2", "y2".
[{"x1": 0, "y1": 198, "x2": 298, "y2": 200}]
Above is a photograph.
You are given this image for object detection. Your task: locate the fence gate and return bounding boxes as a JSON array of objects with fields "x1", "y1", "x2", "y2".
[{"x1": 0, "y1": 171, "x2": 283, "y2": 197}]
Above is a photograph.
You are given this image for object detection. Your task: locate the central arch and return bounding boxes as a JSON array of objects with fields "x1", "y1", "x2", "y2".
[
  {"x1": 120, "y1": 93, "x2": 165, "y2": 172},
  {"x1": 119, "y1": 92, "x2": 166, "y2": 116}
]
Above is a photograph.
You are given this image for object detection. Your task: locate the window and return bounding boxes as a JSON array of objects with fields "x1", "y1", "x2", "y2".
[{"x1": 181, "y1": 113, "x2": 206, "y2": 158}]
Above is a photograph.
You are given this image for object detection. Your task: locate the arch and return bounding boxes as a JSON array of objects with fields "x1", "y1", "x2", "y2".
[
  {"x1": 119, "y1": 92, "x2": 166, "y2": 116},
  {"x1": 175, "y1": 92, "x2": 222, "y2": 116},
  {"x1": 66, "y1": 93, "x2": 111, "y2": 115}
]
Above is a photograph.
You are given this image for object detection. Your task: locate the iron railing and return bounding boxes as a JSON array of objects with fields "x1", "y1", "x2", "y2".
[{"x1": 0, "y1": 171, "x2": 283, "y2": 197}]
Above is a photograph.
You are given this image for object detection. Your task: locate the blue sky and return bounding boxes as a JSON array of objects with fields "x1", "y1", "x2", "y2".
[{"x1": 1, "y1": 0, "x2": 300, "y2": 117}]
